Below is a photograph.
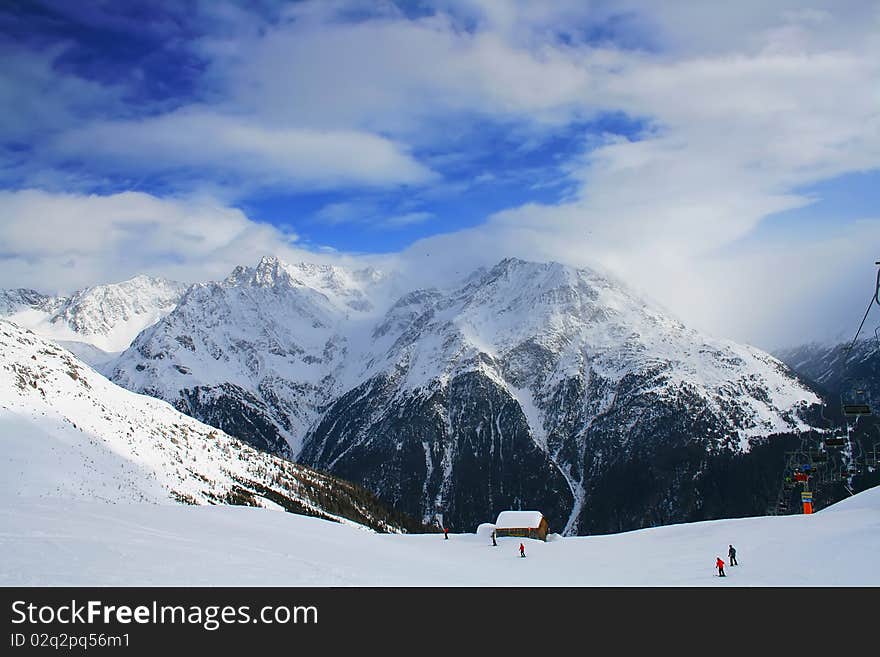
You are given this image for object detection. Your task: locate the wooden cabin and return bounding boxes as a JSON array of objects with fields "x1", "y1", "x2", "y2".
[{"x1": 493, "y1": 511, "x2": 549, "y2": 541}]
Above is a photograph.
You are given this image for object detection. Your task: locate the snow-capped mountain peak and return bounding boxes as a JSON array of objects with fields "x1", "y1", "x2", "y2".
[
  {"x1": 0, "y1": 274, "x2": 189, "y2": 359},
  {"x1": 0, "y1": 288, "x2": 56, "y2": 315},
  {"x1": 223, "y1": 255, "x2": 389, "y2": 314}
]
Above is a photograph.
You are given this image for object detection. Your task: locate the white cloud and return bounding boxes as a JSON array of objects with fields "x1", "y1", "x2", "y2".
[
  {"x1": 202, "y1": 9, "x2": 612, "y2": 140},
  {"x1": 49, "y1": 108, "x2": 434, "y2": 192},
  {"x1": 388, "y1": 207, "x2": 880, "y2": 349},
  {"x1": 312, "y1": 201, "x2": 372, "y2": 226},
  {"x1": 0, "y1": 189, "x2": 320, "y2": 293}
]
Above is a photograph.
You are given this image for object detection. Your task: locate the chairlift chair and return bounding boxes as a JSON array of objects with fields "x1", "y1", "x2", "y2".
[{"x1": 842, "y1": 389, "x2": 872, "y2": 417}]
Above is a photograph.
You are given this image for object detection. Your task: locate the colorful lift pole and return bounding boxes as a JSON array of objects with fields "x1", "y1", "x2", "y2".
[{"x1": 801, "y1": 490, "x2": 813, "y2": 515}]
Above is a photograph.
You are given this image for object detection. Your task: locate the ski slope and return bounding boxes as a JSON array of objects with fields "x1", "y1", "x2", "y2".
[{"x1": 2, "y1": 486, "x2": 877, "y2": 586}]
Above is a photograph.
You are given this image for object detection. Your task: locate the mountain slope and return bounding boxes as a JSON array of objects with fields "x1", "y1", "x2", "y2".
[
  {"x1": 301, "y1": 258, "x2": 821, "y2": 533},
  {"x1": 776, "y1": 338, "x2": 880, "y2": 411},
  {"x1": 0, "y1": 320, "x2": 422, "y2": 533},
  {"x1": 0, "y1": 275, "x2": 188, "y2": 365}
]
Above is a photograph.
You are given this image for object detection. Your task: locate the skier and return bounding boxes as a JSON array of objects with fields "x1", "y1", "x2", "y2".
[
  {"x1": 519, "y1": 543, "x2": 526, "y2": 558},
  {"x1": 492, "y1": 530, "x2": 497, "y2": 547},
  {"x1": 716, "y1": 557, "x2": 726, "y2": 577},
  {"x1": 728, "y1": 544, "x2": 737, "y2": 566},
  {"x1": 443, "y1": 527, "x2": 449, "y2": 540}
]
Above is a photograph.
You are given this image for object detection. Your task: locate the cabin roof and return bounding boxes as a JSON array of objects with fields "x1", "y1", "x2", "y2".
[{"x1": 494, "y1": 511, "x2": 545, "y2": 529}]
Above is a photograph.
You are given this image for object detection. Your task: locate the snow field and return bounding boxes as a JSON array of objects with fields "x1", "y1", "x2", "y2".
[{"x1": 2, "y1": 486, "x2": 877, "y2": 586}]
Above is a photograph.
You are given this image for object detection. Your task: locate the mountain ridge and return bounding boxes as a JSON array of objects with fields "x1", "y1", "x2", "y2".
[
  {"x1": 106, "y1": 255, "x2": 821, "y2": 534},
  {"x1": 0, "y1": 274, "x2": 189, "y2": 360}
]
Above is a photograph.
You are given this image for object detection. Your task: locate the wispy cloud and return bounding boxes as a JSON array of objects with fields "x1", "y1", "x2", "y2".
[
  {"x1": 48, "y1": 108, "x2": 435, "y2": 193},
  {"x1": 312, "y1": 200, "x2": 434, "y2": 230}
]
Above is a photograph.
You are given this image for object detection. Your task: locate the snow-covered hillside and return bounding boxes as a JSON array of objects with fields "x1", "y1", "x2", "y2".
[
  {"x1": 0, "y1": 275, "x2": 187, "y2": 365},
  {"x1": 0, "y1": 320, "x2": 420, "y2": 532},
  {"x1": 2, "y1": 486, "x2": 877, "y2": 586}
]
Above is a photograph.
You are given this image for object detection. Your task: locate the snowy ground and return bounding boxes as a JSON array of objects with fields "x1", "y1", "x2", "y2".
[{"x1": 2, "y1": 486, "x2": 878, "y2": 587}]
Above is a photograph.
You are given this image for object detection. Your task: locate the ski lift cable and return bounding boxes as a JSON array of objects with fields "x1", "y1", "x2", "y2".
[
  {"x1": 819, "y1": 402, "x2": 836, "y2": 431},
  {"x1": 845, "y1": 263, "x2": 880, "y2": 355},
  {"x1": 840, "y1": 262, "x2": 879, "y2": 419}
]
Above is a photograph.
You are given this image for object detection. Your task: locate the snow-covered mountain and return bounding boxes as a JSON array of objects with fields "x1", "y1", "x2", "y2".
[
  {"x1": 0, "y1": 320, "x2": 422, "y2": 533},
  {"x1": 109, "y1": 256, "x2": 821, "y2": 534},
  {"x1": 110, "y1": 257, "x2": 391, "y2": 457},
  {"x1": 0, "y1": 275, "x2": 188, "y2": 366},
  {"x1": 776, "y1": 338, "x2": 880, "y2": 409}
]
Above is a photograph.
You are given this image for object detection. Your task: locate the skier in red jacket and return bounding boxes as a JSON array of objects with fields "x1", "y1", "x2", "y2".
[
  {"x1": 716, "y1": 557, "x2": 726, "y2": 577},
  {"x1": 519, "y1": 543, "x2": 526, "y2": 558}
]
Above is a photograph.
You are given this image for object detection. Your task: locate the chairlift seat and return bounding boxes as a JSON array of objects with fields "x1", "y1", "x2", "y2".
[{"x1": 843, "y1": 403, "x2": 871, "y2": 416}]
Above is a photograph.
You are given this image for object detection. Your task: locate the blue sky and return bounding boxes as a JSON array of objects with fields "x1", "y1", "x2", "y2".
[
  {"x1": 743, "y1": 171, "x2": 880, "y2": 245},
  {"x1": 0, "y1": 1, "x2": 646, "y2": 251},
  {"x1": 1, "y1": 0, "x2": 879, "y2": 348}
]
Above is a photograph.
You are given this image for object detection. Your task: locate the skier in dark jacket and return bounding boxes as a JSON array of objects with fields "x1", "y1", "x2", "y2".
[
  {"x1": 728, "y1": 545, "x2": 737, "y2": 566},
  {"x1": 519, "y1": 543, "x2": 526, "y2": 558},
  {"x1": 716, "y1": 557, "x2": 726, "y2": 577},
  {"x1": 491, "y1": 530, "x2": 497, "y2": 546}
]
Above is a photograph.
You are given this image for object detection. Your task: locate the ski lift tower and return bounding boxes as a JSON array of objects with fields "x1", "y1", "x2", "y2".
[{"x1": 769, "y1": 261, "x2": 878, "y2": 517}]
